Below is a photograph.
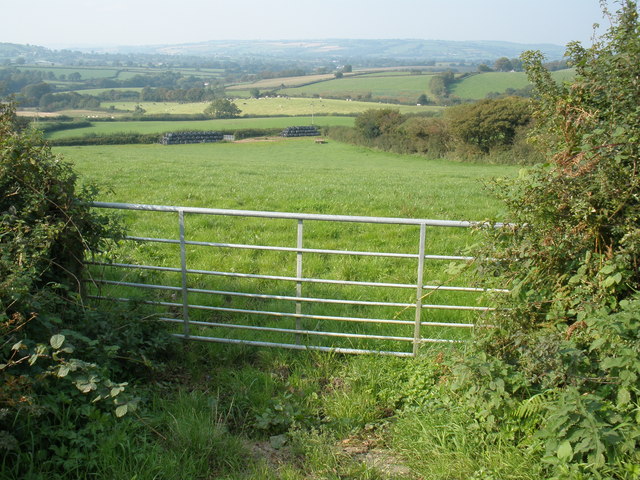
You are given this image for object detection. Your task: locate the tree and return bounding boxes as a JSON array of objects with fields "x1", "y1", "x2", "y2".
[
  {"x1": 19, "y1": 81, "x2": 51, "y2": 106},
  {"x1": 446, "y1": 96, "x2": 531, "y2": 153},
  {"x1": 400, "y1": 116, "x2": 450, "y2": 156},
  {"x1": 494, "y1": 56, "x2": 513, "y2": 72},
  {"x1": 249, "y1": 88, "x2": 260, "y2": 99},
  {"x1": 204, "y1": 98, "x2": 241, "y2": 118},
  {"x1": 429, "y1": 70, "x2": 456, "y2": 101},
  {"x1": 416, "y1": 93, "x2": 429, "y2": 105}
]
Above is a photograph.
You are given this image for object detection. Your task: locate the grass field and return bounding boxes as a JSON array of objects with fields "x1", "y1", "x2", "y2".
[
  {"x1": 51, "y1": 140, "x2": 540, "y2": 479},
  {"x1": 9, "y1": 65, "x2": 224, "y2": 83},
  {"x1": 357, "y1": 71, "x2": 417, "y2": 77},
  {"x1": 451, "y1": 68, "x2": 576, "y2": 99},
  {"x1": 61, "y1": 140, "x2": 511, "y2": 218},
  {"x1": 59, "y1": 140, "x2": 514, "y2": 354},
  {"x1": 280, "y1": 74, "x2": 436, "y2": 104},
  {"x1": 100, "y1": 98, "x2": 438, "y2": 116},
  {"x1": 226, "y1": 73, "x2": 342, "y2": 90},
  {"x1": 70, "y1": 87, "x2": 144, "y2": 95},
  {"x1": 45, "y1": 116, "x2": 355, "y2": 139}
]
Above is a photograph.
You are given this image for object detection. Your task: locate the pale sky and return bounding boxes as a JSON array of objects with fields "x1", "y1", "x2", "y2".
[{"x1": 3, "y1": 0, "x2": 613, "y2": 48}]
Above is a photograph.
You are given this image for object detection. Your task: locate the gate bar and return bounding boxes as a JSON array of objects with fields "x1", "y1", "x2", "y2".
[
  {"x1": 87, "y1": 262, "x2": 508, "y2": 293},
  {"x1": 296, "y1": 219, "x2": 303, "y2": 344},
  {"x1": 413, "y1": 223, "x2": 427, "y2": 356},
  {"x1": 90, "y1": 201, "x2": 499, "y2": 227},
  {"x1": 178, "y1": 209, "x2": 190, "y2": 339}
]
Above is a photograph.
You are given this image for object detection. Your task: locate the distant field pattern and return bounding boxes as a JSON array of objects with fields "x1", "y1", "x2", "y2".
[
  {"x1": 280, "y1": 74, "x2": 435, "y2": 103},
  {"x1": 452, "y1": 69, "x2": 576, "y2": 99},
  {"x1": 45, "y1": 116, "x2": 355, "y2": 139},
  {"x1": 100, "y1": 98, "x2": 439, "y2": 116}
]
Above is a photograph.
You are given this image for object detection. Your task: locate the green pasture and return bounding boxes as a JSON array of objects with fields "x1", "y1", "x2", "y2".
[
  {"x1": 60, "y1": 140, "x2": 511, "y2": 218},
  {"x1": 232, "y1": 97, "x2": 437, "y2": 116},
  {"x1": 70, "y1": 87, "x2": 144, "y2": 95},
  {"x1": 45, "y1": 116, "x2": 354, "y2": 139},
  {"x1": 59, "y1": 140, "x2": 515, "y2": 354},
  {"x1": 114, "y1": 71, "x2": 142, "y2": 80},
  {"x1": 112, "y1": 67, "x2": 223, "y2": 80},
  {"x1": 164, "y1": 67, "x2": 224, "y2": 77},
  {"x1": 226, "y1": 89, "x2": 252, "y2": 98},
  {"x1": 226, "y1": 73, "x2": 338, "y2": 91},
  {"x1": 100, "y1": 98, "x2": 437, "y2": 116},
  {"x1": 452, "y1": 69, "x2": 576, "y2": 99},
  {"x1": 357, "y1": 71, "x2": 417, "y2": 77},
  {"x1": 101, "y1": 101, "x2": 209, "y2": 115},
  {"x1": 280, "y1": 74, "x2": 436, "y2": 103}
]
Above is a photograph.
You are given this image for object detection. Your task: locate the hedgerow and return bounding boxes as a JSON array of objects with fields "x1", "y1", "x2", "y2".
[
  {"x1": 0, "y1": 102, "x2": 174, "y2": 478},
  {"x1": 460, "y1": 2, "x2": 640, "y2": 477}
]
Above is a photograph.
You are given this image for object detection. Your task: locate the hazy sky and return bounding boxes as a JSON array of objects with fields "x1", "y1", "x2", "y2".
[{"x1": 3, "y1": 0, "x2": 612, "y2": 48}]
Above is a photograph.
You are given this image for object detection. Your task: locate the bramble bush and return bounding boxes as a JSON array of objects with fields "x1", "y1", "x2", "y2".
[
  {"x1": 461, "y1": 1, "x2": 640, "y2": 478},
  {"x1": 0, "y1": 102, "x2": 175, "y2": 478}
]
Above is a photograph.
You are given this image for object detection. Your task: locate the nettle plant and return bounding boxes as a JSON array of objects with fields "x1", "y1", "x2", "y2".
[{"x1": 474, "y1": 1, "x2": 640, "y2": 477}]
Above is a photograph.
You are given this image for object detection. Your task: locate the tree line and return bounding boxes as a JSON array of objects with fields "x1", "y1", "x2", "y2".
[{"x1": 326, "y1": 96, "x2": 541, "y2": 164}]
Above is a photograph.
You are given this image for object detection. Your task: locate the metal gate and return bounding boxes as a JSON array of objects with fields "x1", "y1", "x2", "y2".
[{"x1": 84, "y1": 202, "x2": 506, "y2": 357}]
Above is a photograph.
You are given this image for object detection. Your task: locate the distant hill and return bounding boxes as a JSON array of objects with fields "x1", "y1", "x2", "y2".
[
  {"x1": 96, "y1": 39, "x2": 567, "y2": 62},
  {"x1": 1, "y1": 39, "x2": 567, "y2": 65},
  {"x1": 0, "y1": 43, "x2": 51, "y2": 60}
]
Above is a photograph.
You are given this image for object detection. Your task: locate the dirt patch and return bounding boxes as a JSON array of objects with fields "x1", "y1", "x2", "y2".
[
  {"x1": 339, "y1": 435, "x2": 416, "y2": 479},
  {"x1": 246, "y1": 439, "x2": 298, "y2": 469},
  {"x1": 234, "y1": 136, "x2": 284, "y2": 143}
]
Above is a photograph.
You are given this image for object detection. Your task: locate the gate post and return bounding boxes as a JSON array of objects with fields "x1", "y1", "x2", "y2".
[
  {"x1": 179, "y1": 209, "x2": 190, "y2": 339},
  {"x1": 295, "y1": 219, "x2": 304, "y2": 344},
  {"x1": 413, "y1": 223, "x2": 426, "y2": 356}
]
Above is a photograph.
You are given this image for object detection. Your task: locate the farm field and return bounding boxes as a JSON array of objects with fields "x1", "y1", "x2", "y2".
[
  {"x1": 45, "y1": 116, "x2": 355, "y2": 139},
  {"x1": 70, "y1": 87, "x2": 144, "y2": 95},
  {"x1": 100, "y1": 97, "x2": 437, "y2": 116},
  {"x1": 452, "y1": 68, "x2": 576, "y2": 99},
  {"x1": 14, "y1": 65, "x2": 121, "y2": 79},
  {"x1": 357, "y1": 71, "x2": 417, "y2": 77},
  {"x1": 280, "y1": 74, "x2": 436, "y2": 103},
  {"x1": 11, "y1": 65, "x2": 224, "y2": 82},
  {"x1": 60, "y1": 140, "x2": 513, "y2": 218},
  {"x1": 226, "y1": 73, "x2": 343, "y2": 90},
  {"x1": 60, "y1": 140, "x2": 515, "y2": 354}
]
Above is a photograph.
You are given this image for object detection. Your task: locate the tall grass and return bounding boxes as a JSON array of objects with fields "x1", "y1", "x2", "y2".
[{"x1": 92, "y1": 390, "x2": 248, "y2": 479}]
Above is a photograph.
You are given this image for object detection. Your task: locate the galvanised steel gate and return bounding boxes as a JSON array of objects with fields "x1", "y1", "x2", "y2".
[{"x1": 84, "y1": 202, "x2": 506, "y2": 357}]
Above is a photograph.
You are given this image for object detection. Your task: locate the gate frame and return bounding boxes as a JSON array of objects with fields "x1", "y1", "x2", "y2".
[{"x1": 85, "y1": 202, "x2": 506, "y2": 357}]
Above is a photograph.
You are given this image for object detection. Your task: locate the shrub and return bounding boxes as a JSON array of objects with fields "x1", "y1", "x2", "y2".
[
  {"x1": 471, "y1": 2, "x2": 640, "y2": 477},
  {"x1": 0, "y1": 102, "x2": 174, "y2": 478},
  {"x1": 446, "y1": 96, "x2": 532, "y2": 154}
]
